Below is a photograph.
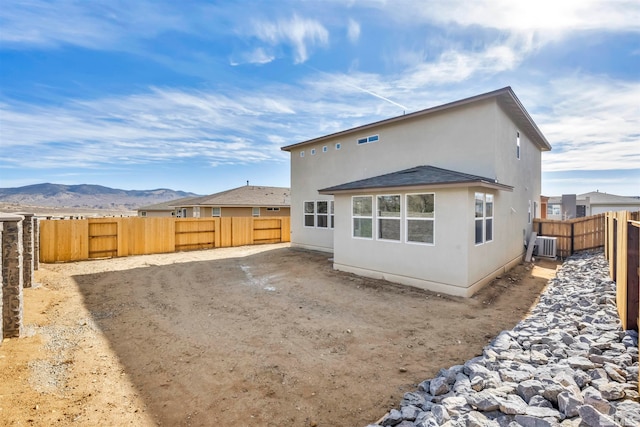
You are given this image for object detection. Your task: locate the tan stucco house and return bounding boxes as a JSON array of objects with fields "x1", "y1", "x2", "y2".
[
  {"x1": 137, "y1": 185, "x2": 290, "y2": 218},
  {"x1": 281, "y1": 87, "x2": 551, "y2": 297}
]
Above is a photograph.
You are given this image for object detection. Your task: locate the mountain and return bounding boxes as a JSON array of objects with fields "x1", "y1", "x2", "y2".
[{"x1": 0, "y1": 183, "x2": 200, "y2": 211}]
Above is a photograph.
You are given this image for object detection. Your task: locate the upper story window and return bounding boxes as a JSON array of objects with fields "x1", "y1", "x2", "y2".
[
  {"x1": 252, "y1": 207, "x2": 260, "y2": 217},
  {"x1": 335, "y1": 143, "x2": 341, "y2": 150},
  {"x1": 322, "y1": 146, "x2": 328, "y2": 153},
  {"x1": 266, "y1": 207, "x2": 280, "y2": 212},
  {"x1": 516, "y1": 131, "x2": 521, "y2": 160},
  {"x1": 212, "y1": 207, "x2": 221, "y2": 217},
  {"x1": 300, "y1": 151, "x2": 305, "y2": 157},
  {"x1": 140, "y1": 211, "x2": 147, "y2": 217},
  {"x1": 310, "y1": 148, "x2": 316, "y2": 155},
  {"x1": 357, "y1": 134, "x2": 379, "y2": 145}
]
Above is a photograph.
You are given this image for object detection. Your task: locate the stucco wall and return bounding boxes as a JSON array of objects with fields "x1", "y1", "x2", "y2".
[
  {"x1": 289, "y1": 99, "x2": 500, "y2": 251},
  {"x1": 332, "y1": 187, "x2": 470, "y2": 294},
  {"x1": 465, "y1": 102, "x2": 541, "y2": 290}
]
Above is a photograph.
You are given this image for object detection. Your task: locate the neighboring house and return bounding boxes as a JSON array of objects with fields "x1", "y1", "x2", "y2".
[
  {"x1": 546, "y1": 191, "x2": 640, "y2": 220},
  {"x1": 171, "y1": 185, "x2": 290, "y2": 218},
  {"x1": 137, "y1": 196, "x2": 200, "y2": 217},
  {"x1": 281, "y1": 87, "x2": 551, "y2": 297}
]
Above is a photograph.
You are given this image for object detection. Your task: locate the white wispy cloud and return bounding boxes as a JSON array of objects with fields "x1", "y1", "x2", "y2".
[
  {"x1": 0, "y1": 0, "x2": 189, "y2": 49},
  {"x1": 347, "y1": 18, "x2": 360, "y2": 44},
  {"x1": 534, "y1": 77, "x2": 640, "y2": 172},
  {"x1": 250, "y1": 14, "x2": 329, "y2": 63}
]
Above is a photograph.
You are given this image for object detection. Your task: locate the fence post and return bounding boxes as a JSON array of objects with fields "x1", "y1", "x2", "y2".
[
  {"x1": 625, "y1": 223, "x2": 639, "y2": 331},
  {"x1": 2, "y1": 214, "x2": 25, "y2": 338}
]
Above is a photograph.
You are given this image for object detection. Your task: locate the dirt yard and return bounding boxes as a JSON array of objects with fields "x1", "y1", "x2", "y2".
[{"x1": 0, "y1": 243, "x2": 559, "y2": 426}]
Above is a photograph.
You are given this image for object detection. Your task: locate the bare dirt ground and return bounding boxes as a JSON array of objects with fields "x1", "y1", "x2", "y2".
[{"x1": 0, "y1": 244, "x2": 559, "y2": 426}]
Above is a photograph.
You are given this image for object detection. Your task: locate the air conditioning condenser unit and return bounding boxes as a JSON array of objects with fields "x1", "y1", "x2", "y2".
[{"x1": 535, "y1": 236, "x2": 557, "y2": 259}]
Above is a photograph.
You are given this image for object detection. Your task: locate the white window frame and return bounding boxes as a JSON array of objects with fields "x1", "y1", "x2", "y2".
[
  {"x1": 317, "y1": 201, "x2": 329, "y2": 228},
  {"x1": 322, "y1": 145, "x2": 328, "y2": 153},
  {"x1": 300, "y1": 150, "x2": 305, "y2": 157},
  {"x1": 352, "y1": 196, "x2": 373, "y2": 239},
  {"x1": 405, "y1": 193, "x2": 435, "y2": 245},
  {"x1": 252, "y1": 207, "x2": 260, "y2": 217},
  {"x1": 330, "y1": 200, "x2": 335, "y2": 229},
  {"x1": 475, "y1": 193, "x2": 494, "y2": 245},
  {"x1": 335, "y1": 143, "x2": 341, "y2": 150},
  {"x1": 140, "y1": 211, "x2": 147, "y2": 217},
  {"x1": 212, "y1": 207, "x2": 221, "y2": 217},
  {"x1": 193, "y1": 207, "x2": 200, "y2": 218},
  {"x1": 304, "y1": 201, "x2": 315, "y2": 227},
  {"x1": 357, "y1": 134, "x2": 379, "y2": 145},
  {"x1": 528, "y1": 200, "x2": 532, "y2": 224},
  {"x1": 516, "y1": 131, "x2": 521, "y2": 160},
  {"x1": 376, "y1": 194, "x2": 401, "y2": 242},
  {"x1": 310, "y1": 148, "x2": 316, "y2": 155}
]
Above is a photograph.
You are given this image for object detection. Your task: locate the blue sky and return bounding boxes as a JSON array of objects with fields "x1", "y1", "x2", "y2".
[{"x1": 1, "y1": 0, "x2": 639, "y2": 197}]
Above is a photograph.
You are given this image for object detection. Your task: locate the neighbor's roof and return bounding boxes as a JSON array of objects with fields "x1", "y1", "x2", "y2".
[
  {"x1": 282, "y1": 86, "x2": 551, "y2": 152},
  {"x1": 547, "y1": 192, "x2": 640, "y2": 206},
  {"x1": 318, "y1": 165, "x2": 513, "y2": 194},
  {"x1": 137, "y1": 196, "x2": 201, "y2": 211},
  {"x1": 175, "y1": 185, "x2": 290, "y2": 207},
  {"x1": 580, "y1": 191, "x2": 640, "y2": 205}
]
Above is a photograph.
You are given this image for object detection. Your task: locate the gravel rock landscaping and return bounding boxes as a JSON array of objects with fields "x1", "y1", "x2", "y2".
[{"x1": 369, "y1": 250, "x2": 640, "y2": 427}]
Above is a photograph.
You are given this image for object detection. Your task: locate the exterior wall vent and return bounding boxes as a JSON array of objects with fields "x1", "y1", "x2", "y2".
[{"x1": 535, "y1": 236, "x2": 557, "y2": 259}]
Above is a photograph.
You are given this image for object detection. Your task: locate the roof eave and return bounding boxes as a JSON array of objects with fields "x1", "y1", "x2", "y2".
[{"x1": 319, "y1": 180, "x2": 513, "y2": 195}]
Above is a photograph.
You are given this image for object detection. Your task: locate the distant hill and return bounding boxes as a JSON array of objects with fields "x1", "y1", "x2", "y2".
[{"x1": 0, "y1": 183, "x2": 200, "y2": 211}]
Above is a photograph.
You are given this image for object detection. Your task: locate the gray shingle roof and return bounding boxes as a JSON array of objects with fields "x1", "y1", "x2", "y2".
[
  {"x1": 319, "y1": 165, "x2": 513, "y2": 194},
  {"x1": 137, "y1": 196, "x2": 202, "y2": 211},
  {"x1": 178, "y1": 185, "x2": 290, "y2": 207}
]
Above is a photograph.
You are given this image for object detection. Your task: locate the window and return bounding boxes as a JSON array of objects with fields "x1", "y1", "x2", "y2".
[
  {"x1": 322, "y1": 146, "x2": 328, "y2": 153},
  {"x1": 317, "y1": 201, "x2": 328, "y2": 228},
  {"x1": 140, "y1": 211, "x2": 147, "y2": 217},
  {"x1": 300, "y1": 151, "x2": 305, "y2": 157},
  {"x1": 330, "y1": 201, "x2": 335, "y2": 228},
  {"x1": 352, "y1": 196, "x2": 373, "y2": 238},
  {"x1": 212, "y1": 207, "x2": 221, "y2": 217},
  {"x1": 528, "y1": 200, "x2": 532, "y2": 224},
  {"x1": 475, "y1": 193, "x2": 494, "y2": 244},
  {"x1": 357, "y1": 134, "x2": 379, "y2": 145},
  {"x1": 310, "y1": 148, "x2": 316, "y2": 155},
  {"x1": 252, "y1": 207, "x2": 260, "y2": 217},
  {"x1": 193, "y1": 207, "x2": 200, "y2": 218},
  {"x1": 335, "y1": 143, "x2": 341, "y2": 150},
  {"x1": 516, "y1": 131, "x2": 521, "y2": 160},
  {"x1": 304, "y1": 201, "x2": 315, "y2": 227},
  {"x1": 406, "y1": 193, "x2": 435, "y2": 244},
  {"x1": 266, "y1": 207, "x2": 280, "y2": 212},
  {"x1": 547, "y1": 204, "x2": 561, "y2": 216},
  {"x1": 377, "y1": 195, "x2": 400, "y2": 241}
]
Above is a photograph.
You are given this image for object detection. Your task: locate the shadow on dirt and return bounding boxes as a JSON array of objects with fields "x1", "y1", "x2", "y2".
[{"x1": 73, "y1": 247, "x2": 557, "y2": 426}]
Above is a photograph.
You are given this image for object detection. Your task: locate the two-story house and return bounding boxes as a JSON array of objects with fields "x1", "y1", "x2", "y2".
[{"x1": 281, "y1": 87, "x2": 551, "y2": 297}]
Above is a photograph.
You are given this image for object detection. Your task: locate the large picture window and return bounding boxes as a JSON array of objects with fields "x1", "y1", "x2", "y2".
[
  {"x1": 475, "y1": 193, "x2": 494, "y2": 244},
  {"x1": 406, "y1": 193, "x2": 434, "y2": 244},
  {"x1": 377, "y1": 195, "x2": 400, "y2": 241},
  {"x1": 352, "y1": 196, "x2": 373, "y2": 238}
]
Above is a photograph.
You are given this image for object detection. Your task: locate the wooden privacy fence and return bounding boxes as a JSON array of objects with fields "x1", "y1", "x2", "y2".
[
  {"x1": 533, "y1": 213, "x2": 606, "y2": 259},
  {"x1": 605, "y1": 211, "x2": 640, "y2": 331},
  {"x1": 39, "y1": 216, "x2": 290, "y2": 263}
]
